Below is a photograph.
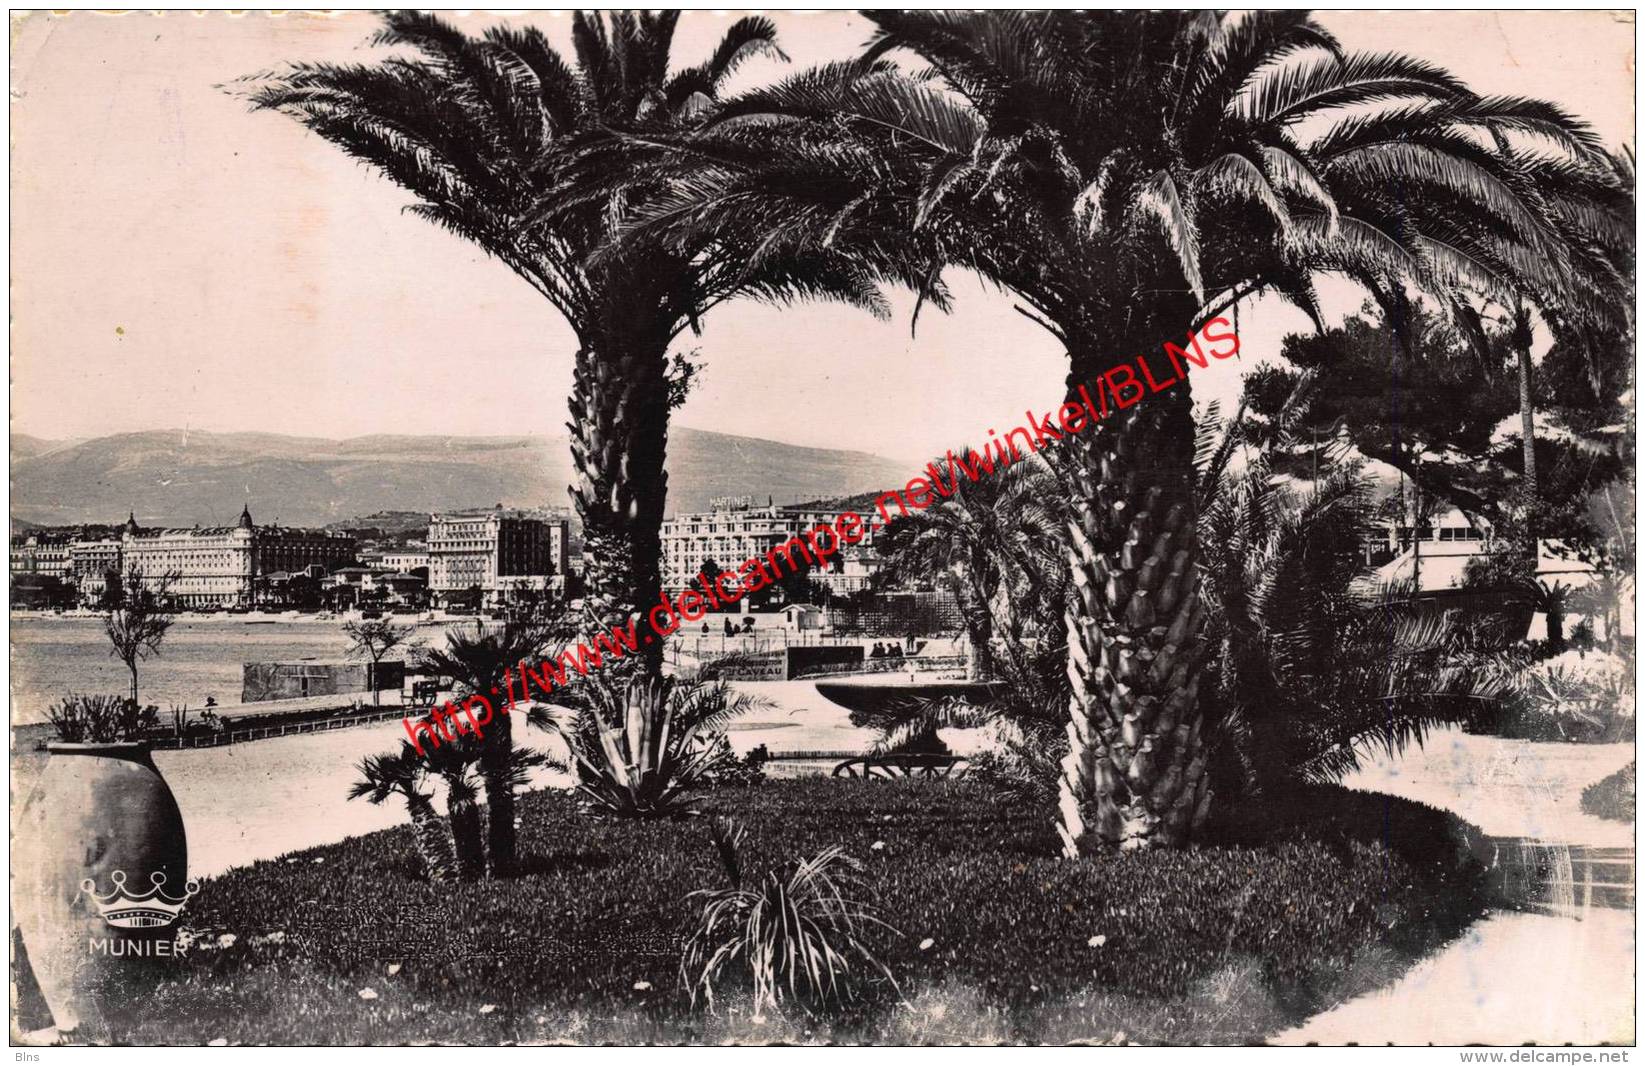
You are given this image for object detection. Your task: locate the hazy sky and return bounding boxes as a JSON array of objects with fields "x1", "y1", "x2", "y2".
[{"x1": 9, "y1": 10, "x2": 1635, "y2": 464}]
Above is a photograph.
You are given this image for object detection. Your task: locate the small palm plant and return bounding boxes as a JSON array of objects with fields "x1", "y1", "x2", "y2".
[
  {"x1": 420, "y1": 732, "x2": 488, "y2": 881},
  {"x1": 682, "y1": 817, "x2": 898, "y2": 1014},
  {"x1": 348, "y1": 748, "x2": 458, "y2": 884},
  {"x1": 874, "y1": 455, "x2": 1063, "y2": 680},
  {"x1": 533, "y1": 672, "x2": 763, "y2": 817},
  {"x1": 1196, "y1": 402, "x2": 1515, "y2": 797},
  {"x1": 417, "y1": 620, "x2": 552, "y2": 875},
  {"x1": 1531, "y1": 580, "x2": 1576, "y2": 653}
]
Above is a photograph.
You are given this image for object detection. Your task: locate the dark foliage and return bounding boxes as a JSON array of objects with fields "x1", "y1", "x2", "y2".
[
  {"x1": 1254, "y1": 307, "x2": 1631, "y2": 562},
  {"x1": 45, "y1": 694, "x2": 159, "y2": 744},
  {"x1": 1580, "y1": 762, "x2": 1635, "y2": 823},
  {"x1": 121, "y1": 779, "x2": 1485, "y2": 1044}
]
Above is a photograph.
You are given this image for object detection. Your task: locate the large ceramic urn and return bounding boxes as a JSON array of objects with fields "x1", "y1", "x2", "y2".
[{"x1": 14, "y1": 742, "x2": 191, "y2": 1041}]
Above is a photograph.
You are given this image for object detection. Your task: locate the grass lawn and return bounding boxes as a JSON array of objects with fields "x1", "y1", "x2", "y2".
[
  {"x1": 1580, "y1": 761, "x2": 1635, "y2": 823},
  {"x1": 53, "y1": 778, "x2": 1486, "y2": 1045}
]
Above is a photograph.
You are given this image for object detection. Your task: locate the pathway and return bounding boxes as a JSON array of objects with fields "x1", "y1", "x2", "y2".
[{"x1": 1274, "y1": 728, "x2": 1635, "y2": 1045}]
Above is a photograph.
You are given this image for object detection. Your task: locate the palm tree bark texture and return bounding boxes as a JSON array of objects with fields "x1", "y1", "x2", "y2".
[
  {"x1": 1056, "y1": 332, "x2": 1211, "y2": 855},
  {"x1": 567, "y1": 302, "x2": 673, "y2": 681}
]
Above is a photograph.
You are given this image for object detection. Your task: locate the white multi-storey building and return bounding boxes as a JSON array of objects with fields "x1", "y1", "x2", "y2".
[
  {"x1": 660, "y1": 503, "x2": 881, "y2": 595},
  {"x1": 377, "y1": 550, "x2": 431, "y2": 573},
  {"x1": 427, "y1": 508, "x2": 568, "y2": 606},
  {"x1": 9, "y1": 534, "x2": 73, "y2": 579},
  {"x1": 118, "y1": 507, "x2": 357, "y2": 607}
]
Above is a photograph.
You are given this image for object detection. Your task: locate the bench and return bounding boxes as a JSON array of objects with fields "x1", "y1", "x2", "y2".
[{"x1": 831, "y1": 753, "x2": 970, "y2": 780}]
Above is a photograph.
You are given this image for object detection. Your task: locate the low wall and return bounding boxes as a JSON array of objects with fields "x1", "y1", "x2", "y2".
[
  {"x1": 785, "y1": 644, "x2": 864, "y2": 679},
  {"x1": 242, "y1": 661, "x2": 404, "y2": 703},
  {"x1": 701, "y1": 645, "x2": 871, "y2": 681}
]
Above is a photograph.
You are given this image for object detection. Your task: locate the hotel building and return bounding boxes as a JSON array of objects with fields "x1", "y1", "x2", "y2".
[
  {"x1": 114, "y1": 507, "x2": 356, "y2": 607},
  {"x1": 660, "y1": 501, "x2": 882, "y2": 596},
  {"x1": 427, "y1": 508, "x2": 569, "y2": 606},
  {"x1": 9, "y1": 534, "x2": 73, "y2": 579}
]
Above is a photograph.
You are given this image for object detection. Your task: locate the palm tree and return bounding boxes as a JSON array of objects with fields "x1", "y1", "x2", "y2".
[
  {"x1": 616, "y1": 11, "x2": 1623, "y2": 850},
  {"x1": 416, "y1": 620, "x2": 550, "y2": 875},
  {"x1": 1195, "y1": 399, "x2": 1513, "y2": 797},
  {"x1": 246, "y1": 11, "x2": 919, "y2": 680},
  {"x1": 875, "y1": 454, "x2": 1062, "y2": 680},
  {"x1": 1455, "y1": 149, "x2": 1635, "y2": 559},
  {"x1": 348, "y1": 750, "x2": 458, "y2": 884},
  {"x1": 418, "y1": 730, "x2": 489, "y2": 881}
]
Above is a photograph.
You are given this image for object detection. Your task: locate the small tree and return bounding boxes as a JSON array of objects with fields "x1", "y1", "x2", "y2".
[
  {"x1": 348, "y1": 748, "x2": 457, "y2": 883},
  {"x1": 342, "y1": 618, "x2": 413, "y2": 706},
  {"x1": 103, "y1": 565, "x2": 176, "y2": 708}
]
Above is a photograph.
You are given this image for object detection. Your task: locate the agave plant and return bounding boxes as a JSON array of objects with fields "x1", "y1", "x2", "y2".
[
  {"x1": 681, "y1": 817, "x2": 897, "y2": 1014},
  {"x1": 533, "y1": 672, "x2": 764, "y2": 817},
  {"x1": 46, "y1": 694, "x2": 158, "y2": 744}
]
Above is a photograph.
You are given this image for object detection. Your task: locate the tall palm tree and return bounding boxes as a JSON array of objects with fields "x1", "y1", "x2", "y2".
[
  {"x1": 875, "y1": 455, "x2": 1062, "y2": 680},
  {"x1": 1454, "y1": 148, "x2": 1635, "y2": 559},
  {"x1": 246, "y1": 11, "x2": 920, "y2": 679},
  {"x1": 609, "y1": 11, "x2": 1622, "y2": 850},
  {"x1": 348, "y1": 750, "x2": 458, "y2": 883},
  {"x1": 417, "y1": 620, "x2": 551, "y2": 876}
]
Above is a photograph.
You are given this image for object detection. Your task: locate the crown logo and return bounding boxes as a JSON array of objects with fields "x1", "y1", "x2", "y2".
[{"x1": 80, "y1": 870, "x2": 199, "y2": 930}]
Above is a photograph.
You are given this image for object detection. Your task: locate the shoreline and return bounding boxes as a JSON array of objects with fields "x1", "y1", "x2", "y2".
[{"x1": 9, "y1": 677, "x2": 890, "y2": 877}]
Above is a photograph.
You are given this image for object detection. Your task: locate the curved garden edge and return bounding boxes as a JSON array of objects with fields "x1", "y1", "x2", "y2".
[{"x1": 17, "y1": 777, "x2": 1491, "y2": 1046}]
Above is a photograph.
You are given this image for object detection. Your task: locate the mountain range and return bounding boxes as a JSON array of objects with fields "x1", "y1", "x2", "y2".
[{"x1": 9, "y1": 429, "x2": 911, "y2": 529}]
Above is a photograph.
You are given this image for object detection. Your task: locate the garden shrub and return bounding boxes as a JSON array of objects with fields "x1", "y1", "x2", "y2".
[
  {"x1": 1482, "y1": 648, "x2": 1635, "y2": 742},
  {"x1": 112, "y1": 779, "x2": 1487, "y2": 1044},
  {"x1": 1580, "y1": 762, "x2": 1635, "y2": 823},
  {"x1": 46, "y1": 694, "x2": 159, "y2": 743}
]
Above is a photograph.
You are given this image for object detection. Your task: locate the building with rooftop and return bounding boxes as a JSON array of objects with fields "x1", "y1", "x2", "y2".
[
  {"x1": 660, "y1": 501, "x2": 882, "y2": 596},
  {"x1": 119, "y1": 507, "x2": 356, "y2": 607},
  {"x1": 427, "y1": 507, "x2": 568, "y2": 607}
]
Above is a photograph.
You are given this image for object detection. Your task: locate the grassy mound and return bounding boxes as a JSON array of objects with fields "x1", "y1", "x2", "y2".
[
  {"x1": 91, "y1": 779, "x2": 1483, "y2": 1045},
  {"x1": 1581, "y1": 762, "x2": 1635, "y2": 823}
]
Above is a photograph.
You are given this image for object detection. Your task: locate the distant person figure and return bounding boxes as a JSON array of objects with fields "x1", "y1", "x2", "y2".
[
  {"x1": 742, "y1": 618, "x2": 755, "y2": 634},
  {"x1": 906, "y1": 635, "x2": 918, "y2": 654},
  {"x1": 870, "y1": 642, "x2": 884, "y2": 659},
  {"x1": 889, "y1": 644, "x2": 903, "y2": 659},
  {"x1": 702, "y1": 621, "x2": 711, "y2": 635},
  {"x1": 204, "y1": 696, "x2": 217, "y2": 708},
  {"x1": 724, "y1": 618, "x2": 735, "y2": 637}
]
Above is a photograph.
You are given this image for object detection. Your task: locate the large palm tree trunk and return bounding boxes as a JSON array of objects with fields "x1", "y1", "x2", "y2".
[
  {"x1": 1055, "y1": 339, "x2": 1210, "y2": 854},
  {"x1": 567, "y1": 324, "x2": 672, "y2": 680},
  {"x1": 956, "y1": 577, "x2": 995, "y2": 681}
]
